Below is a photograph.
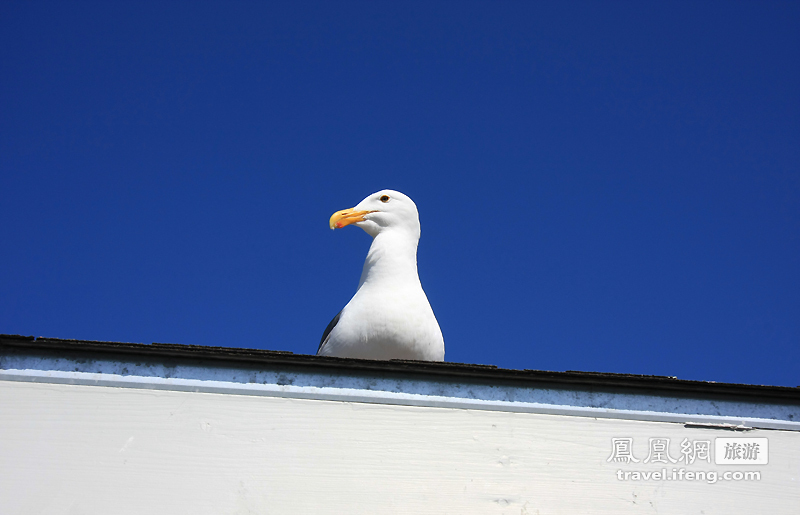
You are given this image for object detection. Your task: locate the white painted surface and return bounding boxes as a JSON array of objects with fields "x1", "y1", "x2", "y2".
[
  {"x1": 2, "y1": 380, "x2": 798, "y2": 514},
  {"x1": 4, "y1": 369, "x2": 799, "y2": 431},
  {"x1": 4, "y1": 354, "x2": 798, "y2": 425}
]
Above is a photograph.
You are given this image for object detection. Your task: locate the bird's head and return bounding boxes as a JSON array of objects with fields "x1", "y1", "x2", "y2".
[{"x1": 329, "y1": 190, "x2": 421, "y2": 239}]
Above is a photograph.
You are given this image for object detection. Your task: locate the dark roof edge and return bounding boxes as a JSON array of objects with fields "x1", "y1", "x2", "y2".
[{"x1": 2, "y1": 334, "x2": 798, "y2": 401}]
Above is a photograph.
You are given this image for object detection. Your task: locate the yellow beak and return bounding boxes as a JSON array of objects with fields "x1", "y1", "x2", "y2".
[{"x1": 329, "y1": 208, "x2": 376, "y2": 230}]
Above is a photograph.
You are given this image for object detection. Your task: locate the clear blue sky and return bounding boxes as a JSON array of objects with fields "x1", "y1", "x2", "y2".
[{"x1": 2, "y1": 2, "x2": 798, "y2": 387}]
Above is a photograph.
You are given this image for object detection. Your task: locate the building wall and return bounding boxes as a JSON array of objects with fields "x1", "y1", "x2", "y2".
[{"x1": 2, "y1": 379, "x2": 797, "y2": 514}]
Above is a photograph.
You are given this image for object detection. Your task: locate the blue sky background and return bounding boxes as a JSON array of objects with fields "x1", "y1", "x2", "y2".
[{"x1": 1, "y1": 2, "x2": 798, "y2": 387}]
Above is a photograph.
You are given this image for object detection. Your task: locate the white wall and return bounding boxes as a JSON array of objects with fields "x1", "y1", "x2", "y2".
[{"x1": 1, "y1": 380, "x2": 797, "y2": 514}]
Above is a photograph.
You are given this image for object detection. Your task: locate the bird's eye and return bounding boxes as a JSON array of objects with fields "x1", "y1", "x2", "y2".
[{"x1": 380, "y1": 195, "x2": 390, "y2": 203}]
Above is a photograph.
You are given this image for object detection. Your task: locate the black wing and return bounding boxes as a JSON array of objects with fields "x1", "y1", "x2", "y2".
[{"x1": 317, "y1": 310, "x2": 342, "y2": 354}]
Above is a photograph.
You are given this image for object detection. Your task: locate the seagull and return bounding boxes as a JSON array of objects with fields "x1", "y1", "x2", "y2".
[{"x1": 317, "y1": 190, "x2": 445, "y2": 361}]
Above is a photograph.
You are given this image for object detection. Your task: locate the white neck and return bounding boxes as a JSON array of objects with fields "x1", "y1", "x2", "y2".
[{"x1": 358, "y1": 230, "x2": 419, "y2": 289}]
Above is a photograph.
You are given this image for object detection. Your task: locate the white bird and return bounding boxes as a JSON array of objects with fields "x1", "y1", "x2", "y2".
[{"x1": 317, "y1": 190, "x2": 445, "y2": 361}]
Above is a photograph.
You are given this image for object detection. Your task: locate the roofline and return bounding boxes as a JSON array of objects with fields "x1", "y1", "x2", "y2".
[{"x1": 2, "y1": 334, "x2": 798, "y2": 402}]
